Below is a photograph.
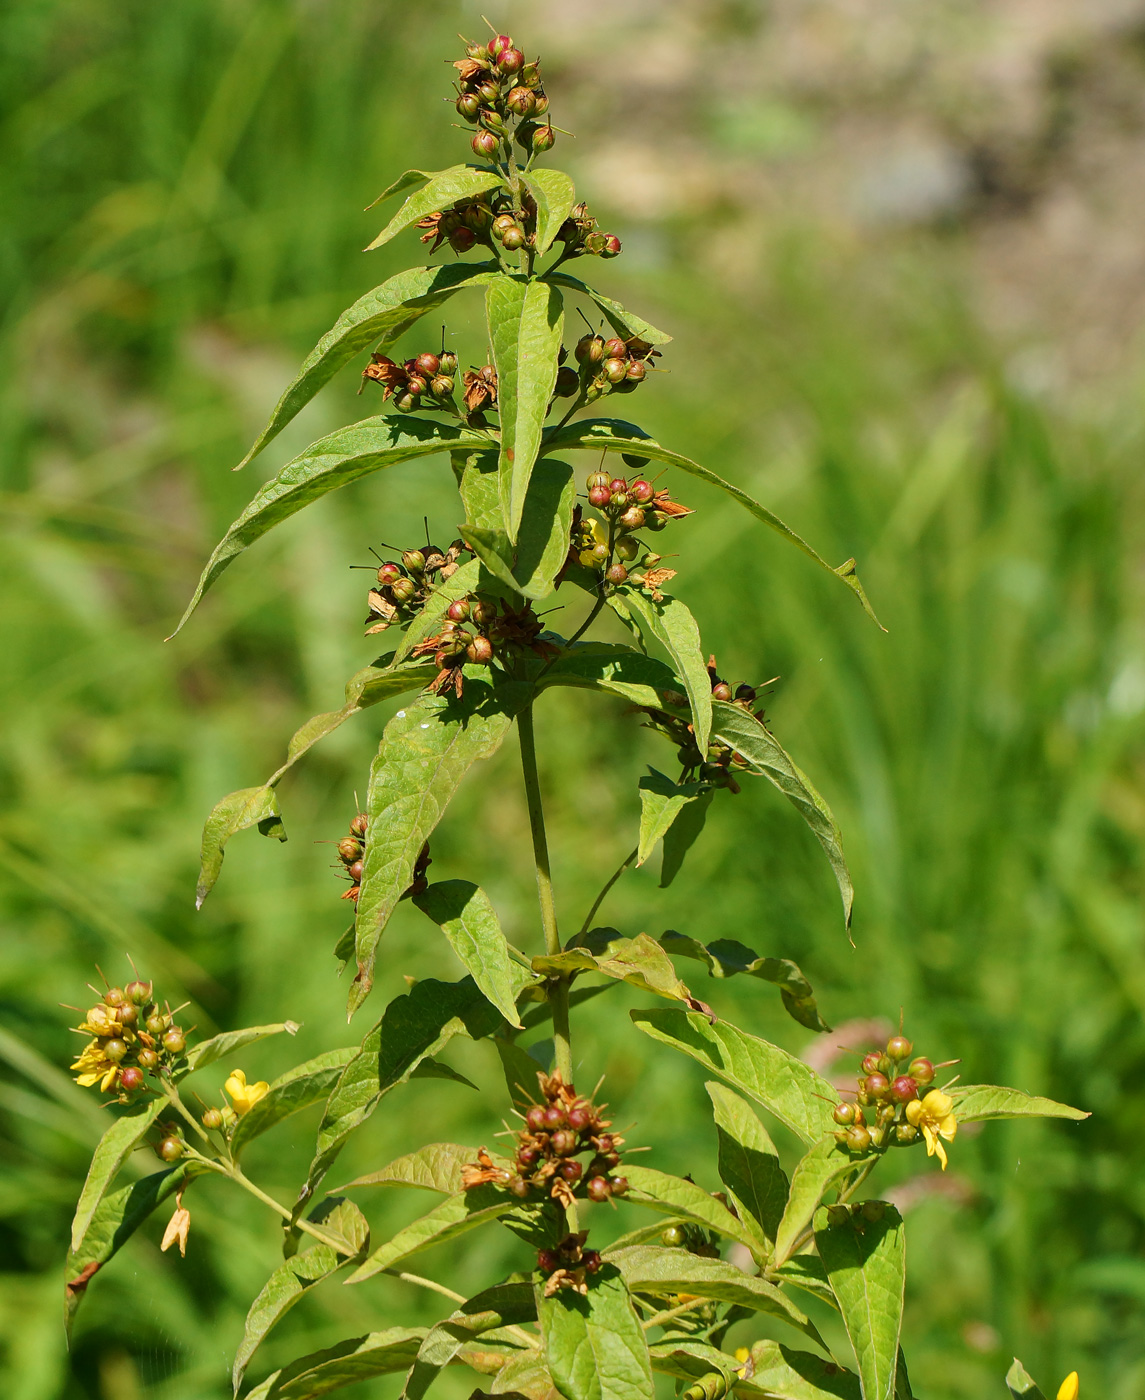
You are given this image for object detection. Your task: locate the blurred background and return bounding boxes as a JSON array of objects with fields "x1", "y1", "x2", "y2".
[{"x1": 3, "y1": 1, "x2": 1145, "y2": 1396}]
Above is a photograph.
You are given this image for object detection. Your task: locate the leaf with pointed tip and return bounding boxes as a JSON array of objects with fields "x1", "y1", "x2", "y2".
[
  {"x1": 171, "y1": 416, "x2": 495, "y2": 637},
  {"x1": 487, "y1": 276, "x2": 564, "y2": 539},
  {"x1": 236, "y1": 262, "x2": 500, "y2": 470},
  {"x1": 662, "y1": 932, "x2": 830, "y2": 1034},
  {"x1": 348, "y1": 1186, "x2": 516, "y2": 1282},
  {"x1": 297, "y1": 977, "x2": 506, "y2": 1212},
  {"x1": 736, "y1": 1341, "x2": 861, "y2": 1400},
  {"x1": 659, "y1": 789, "x2": 713, "y2": 888},
  {"x1": 562, "y1": 930, "x2": 694, "y2": 1004},
  {"x1": 647, "y1": 1339, "x2": 740, "y2": 1387},
  {"x1": 522, "y1": 170, "x2": 578, "y2": 256},
  {"x1": 409, "y1": 1056, "x2": 479, "y2": 1090},
  {"x1": 636, "y1": 770, "x2": 708, "y2": 868},
  {"x1": 537, "y1": 1265, "x2": 653, "y2": 1400},
  {"x1": 404, "y1": 1282, "x2": 537, "y2": 1400},
  {"x1": 710, "y1": 700, "x2": 853, "y2": 928},
  {"x1": 543, "y1": 275, "x2": 672, "y2": 346},
  {"x1": 512, "y1": 457, "x2": 576, "y2": 598},
  {"x1": 540, "y1": 419, "x2": 881, "y2": 627},
  {"x1": 245, "y1": 1327, "x2": 428, "y2": 1400},
  {"x1": 232, "y1": 1199, "x2": 370, "y2": 1395},
  {"x1": 616, "y1": 588, "x2": 710, "y2": 754},
  {"x1": 365, "y1": 165, "x2": 503, "y2": 250},
  {"x1": 196, "y1": 785, "x2": 286, "y2": 908},
  {"x1": 460, "y1": 524, "x2": 519, "y2": 594},
  {"x1": 630, "y1": 1008, "x2": 837, "y2": 1145},
  {"x1": 496, "y1": 1036, "x2": 547, "y2": 1109},
  {"x1": 339, "y1": 1141, "x2": 486, "y2": 1195},
  {"x1": 538, "y1": 642, "x2": 680, "y2": 711},
  {"x1": 70, "y1": 1100, "x2": 167, "y2": 1252},
  {"x1": 608, "y1": 1246, "x2": 824, "y2": 1348},
  {"x1": 413, "y1": 881, "x2": 526, "y2": 1027},
  {"x1": 816, "y1": 1205, "x2": 905, "y2": 1400},
  {"x1": 949, "y1": 1084, "x2": 1088, "y2": 1123},
  {"x1": 365, "y1": 168, "x2": 438, "y2": 211},
  {"x1": 619, "y1": 1165, "x2": 762, "y2": 1255},
  {"x1": 229, "y1": 1047, "x2": 358, "y2": 1158},
  {"x1": 489, "y1": 1348, "x2": 556, "y2": 1399},
  {"x1": 1005, "y1": 1360, "x2": 1047, "y2": 1399},
  {"x1": 774, "y1": 1138, "x2": 872, "y2": 1269},
  {"x1": 184, "y1": 1020, "x2": 299, "y2": 1073},
  {"x1": 706, "y1": 1082, "x2": 788, "y2": 1252},
  {"x1": 351, "y1": 677, "x2": 532, "y2": 1015}
]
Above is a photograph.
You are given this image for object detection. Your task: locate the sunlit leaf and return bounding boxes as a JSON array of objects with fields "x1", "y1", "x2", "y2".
[
  {"x1": 636, "y1": 770, "x2": 708, "y2": 869},
  {"x1": 949, "y1": 1084, "x2": 1089, "y2": 1123},
  {"x1": 339, "y1": 1141, "x2": 485, "y2": 1195},
  {"x1": 413, "y1": 880, "x2": 526, "y2": 1026},
  {"x1": 347, "y1": 1185, "x2": 516, "y2": 1282},
  {"x1": 544, "y1": 274, "x2": 672, "y2": 346},
  {"x1": 662, "y1": 932, "x2": 830, "y2": 1034},
  {"x1": 365, "y1": 165, "x2": 503, "y2": 249},
  {"x1": 736, "y1": 1341, "x2": 861, "y2": 1400},
  {"x1": 230, "y1": 1047, "x2": 358, "y2": 1158},
  {"x1": 196, "y1": 785, "x2": 286, "y2": 909},
  {"x1": 537, "y1": 1265, "x2": 653, "y2": 1400},
  {"x1": 659, "y1": 789, "x2": 713, "y2": 889},
  {"x1": 538, "y1": 641, "x2": 680, "y2": 711},
  {"x1": 184, "y1": 1020, "x2": 299, "y2": 1072},
  {"x1": 816, "y1": 1205, "x2": 906, "y2": 1400},
  {"x1": 706, "y1": 1082, "x2": 787, "y2": 1252},
  {"x1": 1005, "y1": 1360, "x2": 1047, "y2": 1399},
  {"x1": 774, "y1": 1138, "x2": 871, "y2": 1269},
  {"x1": 245, "y1": 1327, "x2": 428, "y2": 1400},
  {"x1": 70, "y1": 1099, "x2": 167, "y2": 1252},
  {"x1": 616, "y1": 588, "x2": 711, "y2": 754},
  {"x1": 522, "y1": 169, "x2": 578, "y2": 256},
  {"x1": 404, "y1": 1281, "x2": 537, "y2": 1400},
  {"x1": 619, "y1": 1164, "x2": 763, "y2": 1255}
]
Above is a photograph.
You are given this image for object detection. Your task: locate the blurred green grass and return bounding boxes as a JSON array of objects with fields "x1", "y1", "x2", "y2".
[{"x1": 2, "y1": 2, "x2": 1145, "y2": 1398}]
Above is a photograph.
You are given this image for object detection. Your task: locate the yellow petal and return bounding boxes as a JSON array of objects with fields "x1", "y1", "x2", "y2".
[
  {"x1": 933, "y1": 1137, "x2": 948, "y2": 1170},
  {"x1": 75, "y1": 1072, "x2": 101, "y2": 1087},
  {"x1": 1057, "y1": 1373, "x2": 1079, "y2": 1400},
  {"x1": 921, "y1": 1089, "x2": 954, "y2": 1117},
  {"x1": 938, "y1": 1113, "x2": 958, "y2": 1143},
  {"x1": 905, "y1": 1100, "x2": 924, "y2": 1127},
  {"x1": 101, "y1": 1065, "x2": 120, "y2": 1092}
]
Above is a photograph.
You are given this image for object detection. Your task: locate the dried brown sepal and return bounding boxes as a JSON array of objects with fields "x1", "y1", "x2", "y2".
[{"x1": 463, "y1": 366, "x2": 498, "y2": 412}]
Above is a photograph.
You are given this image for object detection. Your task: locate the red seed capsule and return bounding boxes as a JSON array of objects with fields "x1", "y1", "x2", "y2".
[
  {"x1": 348, "y1": 861, "x2": 364, "y2": 882},
  {"x1": 525, "y1": 1105, "x2": 547, "y2": 1132},
  {"x1": 488, "y1": 33, "x2": 513, "y2": 61},
  {"x1": 472, "y1": 130, "x2": 499, "y2": 159},
  {"x1": 586, "y1": 1176, "x2": 611, "y2": 1202},
  {"x1": 890, "y1": 1076, "x2": 919, "y2": 1104},
  {"x1": 119, "y1": 1066, "x2": 145, "y2": 1092},
  {"x1": 864, "y1": 1072, "x2": 890, "y2": 1098},
  {"x1": 588, "y1": 486, "x2": 611, "y2": 508},
  {"x1": 908, "y1": 1057, "x2": 935, "y2": 1085}
]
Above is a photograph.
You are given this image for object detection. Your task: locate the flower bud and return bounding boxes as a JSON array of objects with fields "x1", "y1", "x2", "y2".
[
  {"x1": 588, "y1": 486, "x2": 611, "y2": 508},
  {"x1": 606, "y1": 564, "x2": 628, "y2": 585},
  {"x1": 476, "y1": 80, "x2": 500, "y2": 105},
  {"x1": 609, "y1": 490, "x2": 628, "y2": 508},
  {"x1": 601, "y1": 234, "x2": 622, "y2": 258},
  {"x1": 119, "y1": 1066, "x2": 144, "y2": 1092},
  {"x1": 406, "y1": 377, "x2": 426, "y2": 398},
  {"x1": 466, "y1": 42, "x2": 488, "y2": 60},
  {"x1": 471, "y1": 130, "x2": 499, "y2": 159},
  {"x1": 625, "y1": 359, "x2": 647, "y2": 382},
  {"x1": 390, "y1": 577, "x2": 417, "y2": 603},
  {"x1": 603, "y1": 358, "x2": 627, "y2": 384},
  {"x1": 104, "y1": 987, "x2": 126, "y2": 1008},
  {"x1": 467, "y1": 636, "x2": 494, "y2": 664},
  {"x1": 576, "y1": 335, "x2": 605, "y2": 365},
  {"x1": 487, "y1": 34, "x2": 513, "y2": 61},
  {"x1": 908, "y1": 1057, "x2": 935, "y2": 1085},
  {"x1": 202, "y1": 1107, "x2": 223, "y2": 1130},
  {"x1": 480, "y1": 109, "x2": 505, "y2": 133},
  {"x1": 157, "y1": 1136, "x2": 184, "y2": 1163},
  {"x1": 586, "y1": 470, "x2": 610, "y2": 490},
  {"x1": 590, "y1": 542, "x2": 609, "y2": 564},
  {"x1": 583, "y1": 1248, "x2": 602, "y2": 1273},
  {"x1": 414, "y1": 352, "x2": 440, "y2": 378},
  {"x1": 894, "y1": 1123, "x2": 919, "y2": 1144},
  {"x1": 103, "y1": 1038, "x2": 128, "y2": 1063},
  {"x1": 145, "y1": 1012, "x2": 167, "y2": 1036},
  {"x1": 861, "y1": 1052, "x2": 884, "y2": 1075},
  {"x1": 567, "y1": 1104, "x2": 592, "y2": 1132},
  {"x1": 826, "y1": 1204, "x2": 850, "y2": 1227},
  {"x1": 618, "y1": 506, "x2": 645, "y2": 531},
  {"x1": 430, "y1": 375, "x2": 454, "y2": 396},
  {"x1": 457, "y1": 93, "x2": 481, "y2": 122},
  {"x1": 644, "y1": 511, "x2": 668, "y2": 532},
  {"x1": 833, "y1": 1101, "x2": 856, "y2": 1125},
  {"x1": 886, "y1": 1034, "x2": 913, "y2": 1062},
  {"x1": 845, "y1": 1124, "x2": 872, "y2": 1153},
  {"x1": 525, "y1": 1105, "x2": 547, "y2": 1132},
  {"x1": 439, "y1": 351, "x2": 459, "y2": 375},
  {"x1": 125, "y1": 979, "x2": 153, "y2": 1006},
  {"x1": 551, "y1": 1129, "x2": 578, "y2": 1156},
  {"x1": 609, "y1": 1175, "x2": 629, "y2": 1197},
  {"x1": 537, "y1": 1247, "x2": 558, "y2": 1273},
  {"x1": 863, "y1": 1072, "x2": 890, "y2": 1098},
  {"x1": 500, "y1": 225, "x2": 526, "y2": 251},
  {"x1": 602, "y1": 339, "x2": 625, "y2": 359},
  {"x1": 890, "y1": 1075, "x2": 919, "y2": 1104},
  {"x1": 350, "y1": 813, "x2": 369, "y2": 837},
  {"x1": 586, "y1": 1175, "x2": 610, "y2": 1202},
  {"x1": 615, "y1": 537, "x2": 638, "y2": 561},
  {"x1": 506, "y1": 86, "x2": 535, "y2": 117},
  {"x1": 543, "y1": 1104, "x2": 565, "y2": 1130},
  {"x1": 492, "y1": 213, "x2": 517, "y2": 237},
  {"x1": 554, "y1": 366, "x2": 579, "y2": 397},
  {"x1": 162, "y1": 1028, "x2": 186, "y2": 1055},
  {"x1": 712, "y1": 682, "x2": 733, "y2": 702},
  {"x1": 509, "y1": 1176, "x2": 531, "y2": 1198},
  {"x1": 628, "y1": 480, "x2": 654, "y2": 504},
  {"x1": 403, "y1": 549, "x2": 426, "y2": 574},
  {"x1": 499, "y1": 46, "x2": 525, "y2": 75},
  {"x1": 446, "y1": 599, "x2": 471, "y2": 623},
  {"x1": 394, "y1": 391, "x2": 416, "y2": 413},
  {"x1": 584, "y1": 231, "x2": 607, "y2": 256},
  {"x1": 348, "y1": 860, "x2": 364, "y2": 882}
]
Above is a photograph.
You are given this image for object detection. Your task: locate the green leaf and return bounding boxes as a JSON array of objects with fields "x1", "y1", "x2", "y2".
[
  {"x1": 70, "y1": 1099, "x2": 167, "y2": 1252},
  {"x1": 774, "y1": 1138, "x2": 870, "y2": 1269},
  {"x1": 949, "y1": 1084, "x2": 1089, "y2": 1123},
  {"x1": 711, "y1": 700, "x2": 852, "y2": 929},
  {"x1": 245, "y1": 1327, "x2": 428, "y2": 1400},
  {"x1": 409, "y1": 1056, "x2": 479, "y2": 1090},
  {"x1": 608, "y1": 1246, "x2": 824, "y2": 1348},
  {"x1": 647, "y1": 1339, "x2": 739, "y2": 1387},
  {"x1": 495, "y1": 1035, "x2": 546, "y2": 1108},
  {"x1": 487, "y1": 1348, "x2": 556, "y2": 1399},
  {"x1": 538, "y1": 641, "x2": 680, "y2": 711},
  {"x1": 540, "y1": 419, "x2": 881, "y2": 627},
  {"x1": 454, "y1": 449, "x2": 503, "y2": 531},
  {"x1": 339, "y1": 1141, "x2": 485, "y2": 1195},
  {"x1": 196, "y1": 784, "x2": 286, "y2": 909},
  {"x1": 537, "y1": 1265, "x2": 654, "y2": 1400},
  {"x1": 735, "y1": 1341, "x2": 861, "y2": 1400},
  {"x1": 184, "y1": 1020, "x2": 299, "y2": 1072},
  {"x1": 230, "y1": 1047, "x2": 358, "y2": 1158},
  {"x1": 413, "y1": 881, "x2": 525, "y2": 1027},
  {"x1": 404, "y1": 1281, "x2": 537, "y2": 1400},
  {"x1": 487, "y1": 276, "x2": 564, "y2": 539},
  {"x1": 348, "y1": 1186, "x2": 516, "y2": 1283},
  {"x1": 630, "y1": 1008, "x2": 838, "y2": 1144},
  {"x1": 236, "y1": 262, "x2": 500, "y2": 470},
  {"x1": 706, "y1": 1082, "x2": 788, "y2": 1251},
  {"x1": 351, "y1": 677, "x2": 531, "y2": 1014},
  {"x1": 543, "y1": 275, "x2": 672, "y2": 346},
  {"x1": 365, "y1": 168, "x2": 439, "y2": 210},
  {"x1": 659, "y1": 789, "x2": 714, "y2": 889},
  {"x1": 662, "y1": 932, "x2": 831, "y2": 1034},
  {"x1": 616, "y1": 588, "x2": 711, "y2": 755},
  {"x1": 560, "y1": 930, "x2": 694, "y2": 1004},
  {"x1": 512, "y1": 457, "x2": 577, "y2": 598},
  {"x1": 620, "y1": 1165, "x2": 763, "y2": 1255},
  {"x1": 1005, "y1": 1360, "x2": 1047, "y2": 1399},
  {"x1": 233, "y1": 1199, "x2": 370, "y2": 1395},
  {"x1": 391, "y1": 559, "x2": 484, "y2": 665},
  {"x1": 298, "y1": 977, "x2": 505, "y2": 1211},
  {"x1": 171, "y1": 416, "x2": 495, "y2": 637},
  {"x1": 65, "y1": 1163, "x2": 199, "y2": 1334},
  {"x1": 365, "y1": 165, "x2": 503, "y2": 250},
  {"x1": 772, "y1": 1254, "x2": 838, "y2": 1310},
  {"x1": 636, "y1": 770, "x2": 708, "y2": 868},
  {"x1": 815, "y1": 1205, "x2": 905, "y2": 1400},
  {"x1": 522, "y1": 169, "x2": 578, "y2": 256}
]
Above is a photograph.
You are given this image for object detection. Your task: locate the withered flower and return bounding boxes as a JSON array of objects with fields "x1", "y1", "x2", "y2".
[{"x1": 463, "y1": 365, "x2": 498, "y2": 413}]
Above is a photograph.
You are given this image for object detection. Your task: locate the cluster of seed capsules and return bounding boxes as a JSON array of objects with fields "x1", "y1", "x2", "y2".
[
  {"x1": 362, "y1": 349, "x2": 459, "y2": 414},
  {"x1": 453, "y1": 32, "x2": 556, "y2": 165},
  {"x1": 333, "y1": 812, "x2": 370, "y2": 902},
  {"x1": 365, "y1": 540, "x2": 468, "y2": 636},
  {"x1": 571, "y1": 468, "x2": 691, "y2": 586},
  {"x1": 69, "y1": 979, "x2": 189, "y2": 1100},
  {"x1": 636, "y1": 657, "x2": 769, "y2": 791},
  {"x1": 832, "y1": 1033, "x2": 939, "y2": 1153},
  {"x1": 571, "y1": 332, "x2": 659, "y2": 403}
]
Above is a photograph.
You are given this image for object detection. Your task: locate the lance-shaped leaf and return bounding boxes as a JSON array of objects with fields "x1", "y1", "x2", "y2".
[
  {"x1": 538, "y1": 642, "x2": 681, "y2": 711},
  {"x1": 70, "y1": 1099, "x2": 167, "y2": 1252},
  {"x1": 413, "y1": 881, "x2": 525, "y2": 1026},
  {"x1": 1005, "y1": 1360, "x2": 1047, "y2": 1399},
  {"x1": 454, "y1": 449, "x2": 503, "y2": 531},
  {"x1": 351, "y1": 678, "x2": 531, "y2": 1014},
  {"x1": 366, "y1": 165, "x2": 503, "y2": 250},
  {"x1": 230, "y1": 1047, "x2": 358, "y2": 1157},
  {"x1": 608, "y1": 1247, "x2": 824, "y2": 1349},
  {"x1": 543, "y1": 275, "x2": 672, "y2": 346},
  {"x1": 348, "y1": 1185, "x2": 517, "y2": 1282},
  {"x1": 948, "y1": 1084, "x2": 1089, "y2": 1123},
  {"x1": 630, "y1": 1008, "x2": 837, "y2": 1144},
  {"x1": 409, "y1": 1056, "x2": 478, "y2": 1089},
  {"x1": 496, "y1": 1034, "x2": 547, "y2": 1108},
  {"x1": 815, "y1": 1205, "x2": 905, "y2": 1400},
  {"x1": 636, "y1": 770, "x2": 709, "y2": 868},
  {"x1": 661, "y1": 932, "x2": 830, "y2": 1034},
  {"x1": 616, "y1": 588, "x2": 710, "y2": 755},
  {"x1": 660, "y1": 789, "x2": 714, "y2": 889},
  {"x1": 710, "y1": 699, "x2": 852, "y2": 928},
  {"x1": 522, "y1": 170, "x2": 578, "y2": 256},
  {"x1": 297, "y1": 977, "x2": 504, "y2": 1211},
  {"x1": 537, "y1": 1264, "x2": 653, "y2": 1400},
  {"x1": 237, "y1": 262, "x2": 500, "y2": 470},
  {"x1": 171, "y1": 416, "x2": 495, "y2": 637},
  {"x1": 619, "y1": 1165, "x2": 762, "y2": 1255},
  {"x1": 774, "y1": 1137, "x2": 872, "y2": 1269},
  {"x1": 339, "y1": 1141, "x2": 484, "y2": 1195},
  {"x1": 773, "y1": 1254, "x2": 838, "y2": 1310},
  {"x1": 184, "y1": 1020, "x2": 299, "y2": 1072},
  {"x1": 233, "y1": 1199, "x2": 370, "y2": 1395},
  {"x1": 245, "y1": 1327, "x2": 428, "y2": 1400},
  {"x1": 65, "y1": 1162, "x2": 200, "y2": 1333},
  {"x1": 392, "y1": 558, "x2": 483, "y2": 665},
  {"x1": 404, "y1": 1281, "x2": 537, "y2": 1400},
  {"x1": 512, "y1": 456, "x2": 577, "y2": 598},
  {"x1": 540, "y1": 419, "x2": 880, "y2": 627},
  {"x1": 706, "y1": 1082, "x2": 788, "y2": 1252},
  {"x1": 557, "y1": 930, "x2": 694, "y2": 1004},
  {"x1": 736, "y1": 1341, "x2": 861, "y2": 1400},
  {"x1": 197, "y1": 785, "x2": 286, "y2": 909},
  {"x1": 487, "y1": 276, "x2": 564, "y2": 538}
]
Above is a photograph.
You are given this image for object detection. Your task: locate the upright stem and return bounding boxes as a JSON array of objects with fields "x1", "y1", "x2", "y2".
[{"x1": 517, "y1": 701, "x2": 571, "y2": 1082}]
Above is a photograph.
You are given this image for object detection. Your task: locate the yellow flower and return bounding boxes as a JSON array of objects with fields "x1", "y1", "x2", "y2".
[
  {"x1": 70, "y1": 1039, "x2": 120, "y2": 1092},
  {"x1": 224, "y1": 1069, "x2": 269, "y2": 1116},
  {"x1": 1057, "y1": 1373, "x2": 1079, "y2": 1400},
  {"x1": 905, "y1": 1089, "x2": 958, "y2": 1170}
]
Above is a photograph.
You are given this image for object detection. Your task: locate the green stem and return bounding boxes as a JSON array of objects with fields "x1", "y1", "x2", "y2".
[
  {"x1": 578, "y1": 847, "x2": 637, "y2": 935},
  {"x1": 160, "y1": 1080, "x2": 211, "y2": 1146},
  {"x1": 640, "y1": 1296, "x2": 706, "y2": 1332}
]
